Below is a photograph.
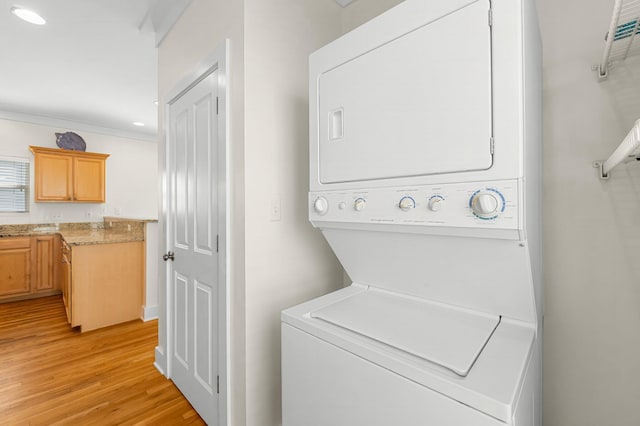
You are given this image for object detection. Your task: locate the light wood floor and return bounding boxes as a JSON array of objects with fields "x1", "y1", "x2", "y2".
[{"x1": 0, "y1": 295, "x2": 205, "y2": 425}]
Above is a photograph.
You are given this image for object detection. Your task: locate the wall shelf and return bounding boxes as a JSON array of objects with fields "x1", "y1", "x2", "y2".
[
  {"x1": 597, "y1": 0, "x2": 640, "y2": 80},
  {"x1": 595, "y1": 119, "x2": 640, "y2": 178}
]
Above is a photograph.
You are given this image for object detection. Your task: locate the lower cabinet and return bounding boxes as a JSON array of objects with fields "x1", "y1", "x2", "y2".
[
  {"x1": 0, "y1": 235, "x2": 144, "y2": 331},
  {"x1": 0, "y1": 236, "x2": 60, "y2": 302},
  {"x1": 0, "y1": 237, "x2": 32, "y2": 299},
  {"x1": 70, "y1": 241, "x2": 144, "y2": 332},
  {"x1": 34, "y1": 235, "x2": 59, "y2": 292}
]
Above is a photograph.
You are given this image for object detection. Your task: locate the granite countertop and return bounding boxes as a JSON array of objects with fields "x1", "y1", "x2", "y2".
[
  {"x1": 58, "y1": 228, "x2": 143, "y2": 246},
  {"x1": 0, "y1": 220, "x2": 148, "y2": 246},
  {"x1": 103, "y1": 216, "x2": 158, "y2": 223}
]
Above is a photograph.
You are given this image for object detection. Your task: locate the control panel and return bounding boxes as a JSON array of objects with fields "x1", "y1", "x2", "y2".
[{"x1": 309, "y1": 180, "x2": 520, "y2": 231}]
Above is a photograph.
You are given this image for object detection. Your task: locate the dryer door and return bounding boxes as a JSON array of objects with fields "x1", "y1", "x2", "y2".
[{"x1": 318, "y1": 0, "x2": 492, "y2": 184}]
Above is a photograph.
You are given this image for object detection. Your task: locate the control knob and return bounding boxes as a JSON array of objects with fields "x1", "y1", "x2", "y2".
[
  {"x1": 313, "y1": 197, "x2": 328, "y2": 215},
  {"x1": 428, "y1": 196, "x2": 445, "y2": 212},
  {"x1": 399, "y1": 196, "x2": 416, "y2": 212},
  {"x1": 469, "y1": 190, "x2": 503, "y2": 219},
  {"x1": 354, "y1": 198, "x2": 366, "y2": 211}
]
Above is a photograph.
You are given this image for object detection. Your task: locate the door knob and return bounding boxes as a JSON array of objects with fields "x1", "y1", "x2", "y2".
[{"x1": 163, "y1": 251, "x2": 175, "y2": 261}]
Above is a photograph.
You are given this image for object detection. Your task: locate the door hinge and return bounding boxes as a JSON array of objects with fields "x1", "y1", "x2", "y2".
[
  {"x1": 217, "y1": 375, "x2": 220, "y2": 394},
  {"x1": 490, "y1": 137, "x2": 495, "y2": 154},
  {"x1": 216, "y1": 96, "x2": 219, "y2": 115},
  {"x1": 488, "y1": 9, "x2": 493, "y2": 27},
  {"x1": 216, "y1": 235, "x2": 219, "y2": 253}
]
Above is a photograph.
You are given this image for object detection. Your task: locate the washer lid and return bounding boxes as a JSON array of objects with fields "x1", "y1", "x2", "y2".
[{"x1": 310, "y1": 288, "x2": 500, "y2": 377}]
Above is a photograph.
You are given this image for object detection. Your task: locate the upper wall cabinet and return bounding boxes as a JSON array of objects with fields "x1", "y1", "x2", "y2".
[{"x1": 29, "y1": 146, "x2": 109, "y2": 203}]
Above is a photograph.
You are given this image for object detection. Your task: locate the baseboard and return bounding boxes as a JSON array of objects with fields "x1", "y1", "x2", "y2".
[
  {"x1": 153, "y1": 361, "x2": 165, "y2": 376},
  {"x1": 0, "y1": 290, "x2": 62, "y2": 304},
  {"x1": 154, "y1": 346, "x2": 167, "y2": 377},
  {"x1": 143, "y1": 305, "x2": 159, "y2": 321}
]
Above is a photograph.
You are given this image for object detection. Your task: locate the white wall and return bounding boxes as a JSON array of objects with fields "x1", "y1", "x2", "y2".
[
  {"x1": 243, "y1": 1, "x2": 344, "y2": 425},
  {"x1": 537, "y1": 0, "x2": 640, "y2": 425},
  {"x1": 0, "y1": 118, "x2": 158, "y2": 225},
  {"x1": 340, "y1": 0, "x2": 403, "y2": 31}
]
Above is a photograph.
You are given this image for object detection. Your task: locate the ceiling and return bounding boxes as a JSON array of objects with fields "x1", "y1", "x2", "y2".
[
  {"x1": 0, "y1": 0, "x2": 354, "y2": 142},
  {"x1": 0, "y1": 0, "x2": 191, "y2": 142}
]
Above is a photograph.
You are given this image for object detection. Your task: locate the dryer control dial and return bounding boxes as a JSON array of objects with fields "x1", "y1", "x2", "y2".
[
  {"x1": 469, "y1": 189, "x2": 505, "y2": 220},
  {"x1": 354, "y1": 198, "x2": 366, "y2": 211},
  {"x1": 313, "y1": 197, "x2": 329, "y2": 215},
  {"x1": 428, "y1": 195, "x2": 445, "y2": 212},
  {"x1": 399, "y1": 196, "x2": 416, "y2": 212}
]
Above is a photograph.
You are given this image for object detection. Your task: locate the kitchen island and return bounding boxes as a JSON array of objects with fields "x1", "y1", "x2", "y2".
[{"x1": 0, "y1": 220, "x2": 148, "y2": 332}]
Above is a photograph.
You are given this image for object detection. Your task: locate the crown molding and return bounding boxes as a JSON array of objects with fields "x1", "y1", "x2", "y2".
[{"x1": 0, "y1": 109, "x2": 157, "y2": 143}]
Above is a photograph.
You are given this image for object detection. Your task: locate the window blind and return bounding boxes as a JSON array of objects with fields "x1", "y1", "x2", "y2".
[{"x1": 0, "y1": 158, "x2": 29, "y2": 213}]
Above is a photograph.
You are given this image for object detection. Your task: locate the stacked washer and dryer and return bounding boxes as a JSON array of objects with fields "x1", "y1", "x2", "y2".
[{"x1": 282, "y1": 0, "x2": 542, "y2": 425}]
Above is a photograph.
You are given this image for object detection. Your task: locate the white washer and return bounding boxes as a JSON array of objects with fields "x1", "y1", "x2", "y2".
[{"x1": 282, "y1": 0, "x2": 542, "y2": 425}]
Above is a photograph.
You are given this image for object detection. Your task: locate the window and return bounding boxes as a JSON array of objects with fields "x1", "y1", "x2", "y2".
[{"x1": 0, "y1": 158, "x2": 29, "y2": 213}]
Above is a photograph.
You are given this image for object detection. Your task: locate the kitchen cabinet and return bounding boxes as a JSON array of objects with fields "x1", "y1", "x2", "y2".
[
  {"x1": 0, "y1": 237, "x2": 31, "y2": 299},
  {"x1": 0, "y1": 235, "x2": 61, "y2": 302},
  {"x1": 29, "y1": 146, "x2": 109, "y2": 202},
  {"x1": 33, "y1": 235, "x2": 59, "y2": 292},
  {"x1": 70, "y1": 241, "x2": 144, "y2": 331}
]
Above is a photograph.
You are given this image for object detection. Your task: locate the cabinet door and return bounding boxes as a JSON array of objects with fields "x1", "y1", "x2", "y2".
[
  {"x1": 33, "y1": 235, "x2": 57, "y2": 292},
  {"x1": 34, "y1": 153, "x2": 73, "y2": 201},
  {"x1": 73, "y1": 157, "x2": 105, "y2": 202},
  {"x1": 0, "y1": 238, "x2": 31, "y2": 299}
]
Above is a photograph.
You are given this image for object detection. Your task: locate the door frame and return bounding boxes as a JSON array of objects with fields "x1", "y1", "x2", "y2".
[{"x1": 157, "y1": 40, "x2": 230, "y2": 426}]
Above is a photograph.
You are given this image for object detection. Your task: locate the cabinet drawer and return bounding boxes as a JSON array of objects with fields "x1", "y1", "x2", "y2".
[{"x1": 0, "y1": 237, "x2": 30, "y2": 249}]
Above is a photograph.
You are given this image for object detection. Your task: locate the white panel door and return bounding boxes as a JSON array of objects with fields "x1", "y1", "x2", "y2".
[
  {"x1": 318, "y1": 0, "x2": 492, "y2": 183},
  {"x1": 168, "y1": 71, "x2": 219, "y2": 425}
]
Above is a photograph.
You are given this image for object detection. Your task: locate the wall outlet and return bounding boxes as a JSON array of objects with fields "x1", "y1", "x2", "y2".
[
  {"x1": 86, "y1": 211, "x2": 94, "y2": 218},
  {"x1": 114, "y1": 207, "x2": 121, "y2": 215}
]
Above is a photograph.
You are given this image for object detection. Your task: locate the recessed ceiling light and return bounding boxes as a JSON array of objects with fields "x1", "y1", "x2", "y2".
[
  {"x1": 10, "y1": 7, "x2": 46, "y2": 25},
  {"x1": 132, "y1": 122, "x2": 145, "y2": 127}
]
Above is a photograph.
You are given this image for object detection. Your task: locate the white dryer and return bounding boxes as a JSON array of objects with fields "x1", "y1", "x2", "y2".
[{"x1": 282, "y1": 0, "x2": 542, "y2": 425}]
